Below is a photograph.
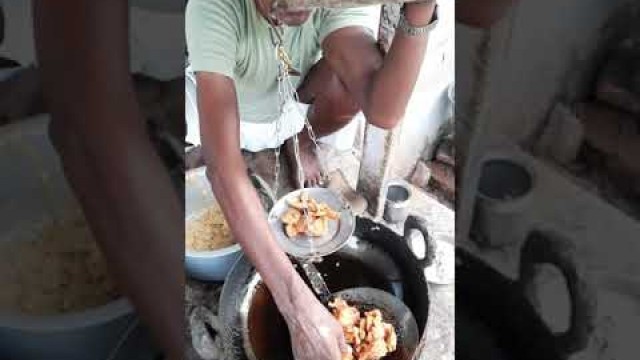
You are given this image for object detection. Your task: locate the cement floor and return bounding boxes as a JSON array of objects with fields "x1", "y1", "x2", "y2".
[{"x1": 185, "y1": 149, "x2": 455, "y2": 360}]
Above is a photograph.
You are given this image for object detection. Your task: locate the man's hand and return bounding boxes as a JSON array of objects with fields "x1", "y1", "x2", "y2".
[
  {"x1": 285, "y1": 287, "x2": 348, "y2": 360},
  {"x1": 323, "y1": 2, "x2": 436, "y2": 130}
]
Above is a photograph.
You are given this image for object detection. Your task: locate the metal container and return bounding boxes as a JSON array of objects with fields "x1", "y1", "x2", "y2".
[
  {"x1": 0, "y1": 115, "x2": 136, "y2": 359},
  {"x1": 473, "y1": 151, "x2": 536, "y2": 247},
  {"x1": 185, "y1": 167, "x2": 243, "y2": 282},
  {"x1": 185, "y1": 167, "x2": 276, "y2": 281},
  {"x1": 383, "y1": 180, "x2": 413, "y2": 224}
]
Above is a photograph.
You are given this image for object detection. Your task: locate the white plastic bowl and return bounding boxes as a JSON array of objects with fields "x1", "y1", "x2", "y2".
[
  {"x1": 185, "y1": 167, "x2": 242, "y2": 281},
  {"x1": 0, "y1": 115, "x2": 136, "y2": 359}
]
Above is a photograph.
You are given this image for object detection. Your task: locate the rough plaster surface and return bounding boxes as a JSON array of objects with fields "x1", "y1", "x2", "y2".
[
  {"x1": 457, "y1": 0, "x2": 636, "y2": 242},
  {"x1": 457, "y1": 146, "x2": 640, "y2": 360},
  {"x1": 459, "y1": 144, "x2": 640, "y2": 277},
  {"x1": 475, "y1": 0, "x2": 633, "y2": 145},
  {"x1": 356, "y1": 124, "x2": 398, "y2": 217}
]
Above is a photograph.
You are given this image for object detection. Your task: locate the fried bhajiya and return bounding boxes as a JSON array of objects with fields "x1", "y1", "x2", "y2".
[{"x1": 329, "y1": 298, "x2": 398, "y2": 360}]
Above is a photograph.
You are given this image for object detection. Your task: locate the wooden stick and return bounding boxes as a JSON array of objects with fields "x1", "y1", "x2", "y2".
[{"x1": 277, "y1": 0, "x2": 421, "y2": 9}]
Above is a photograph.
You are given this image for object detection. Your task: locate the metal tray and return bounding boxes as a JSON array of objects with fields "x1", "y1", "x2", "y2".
[{"x1": 267, "y1": 188, "x2": 355, "y2": 259}]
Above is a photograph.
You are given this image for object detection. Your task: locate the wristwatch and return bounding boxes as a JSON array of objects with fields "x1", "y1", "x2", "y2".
[{"x1": 397, "y1": 3, "x2": 439, "y2": 37}]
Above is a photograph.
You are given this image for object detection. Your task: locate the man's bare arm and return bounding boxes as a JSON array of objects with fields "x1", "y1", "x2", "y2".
[
  {"x1": 33, "y1": 1, "x2": 182, "y2": 357},
  {"x1": 323, "y1": 2, "x2": 436, "y2": 129},
  {"x1": 196, "y1": 72, "x2": 305, "y2": 315},
  {"x1": 197, "y1": 72, "x2": 347, "y2": 360}
]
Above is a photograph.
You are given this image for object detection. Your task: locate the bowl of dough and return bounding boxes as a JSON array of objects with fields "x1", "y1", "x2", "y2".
[
  {"x1": 185, "y1": 166, "x2": 276, "y2": 281},
  {"x1": 0, "y1": 115, "x2": 135, "y2": 360}
]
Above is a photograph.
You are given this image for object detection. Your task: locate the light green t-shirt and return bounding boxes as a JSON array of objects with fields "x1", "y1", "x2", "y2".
[{"x1": 186, "y1": 0, "x2": 377, "y2": 124}]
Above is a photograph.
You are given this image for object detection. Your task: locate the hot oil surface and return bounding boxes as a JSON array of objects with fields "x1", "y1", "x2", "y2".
[
  {"x1": 314, "y1": 253, "x2": 395, "y2": 294},
  {"x1": 247, "y1": 253, "x2": 395, "y2": 360}
]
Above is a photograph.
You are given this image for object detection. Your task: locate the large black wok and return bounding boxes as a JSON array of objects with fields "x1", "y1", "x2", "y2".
[
  {"x1": 456, "y1": 228, "x2": 596, "y2": 360},
  {"x1": 219, "y1": 216, "x2": 434, "y2": 360}
]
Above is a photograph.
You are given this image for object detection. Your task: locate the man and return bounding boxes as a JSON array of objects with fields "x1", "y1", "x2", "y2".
[
  {"x1": 33, "y1": 1, "x2": 183, "y2": 358},
  {"x1": 28, "y1": 0, "x2": 515, "y2": 358},
  {"x1": 186, "y1": 0, "x2": 438, "y2": 359}
]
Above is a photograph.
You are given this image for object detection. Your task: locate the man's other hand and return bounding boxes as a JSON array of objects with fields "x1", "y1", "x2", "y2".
[{"x1": 285, "y1": 287, "x2": 348, "y2": 360}]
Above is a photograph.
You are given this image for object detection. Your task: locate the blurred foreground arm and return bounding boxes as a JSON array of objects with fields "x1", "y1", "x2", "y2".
[{"x1": 33, "y1": 1, "x2": 182, "y2": 358}]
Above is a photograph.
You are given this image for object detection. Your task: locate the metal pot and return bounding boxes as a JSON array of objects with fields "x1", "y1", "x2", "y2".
[
  {"x1": 219, "y1": 215, "x2": 435, "y2": 360},
  {"x1": 456, "y1": 228, "x2": 596, "y2": 360}
]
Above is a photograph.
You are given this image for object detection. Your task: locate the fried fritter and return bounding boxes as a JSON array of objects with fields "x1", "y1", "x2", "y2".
[
  {"x1": 281, "y1": 192, "x2": 339, "y2": 238},
  {"x1": 330, "y1": 298, "x2": 398, "y2": 360}
]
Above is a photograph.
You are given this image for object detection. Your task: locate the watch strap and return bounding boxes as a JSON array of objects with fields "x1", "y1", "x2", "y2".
[{"x1": 397, "y1": 4, "x2": 439, "y2": 37}]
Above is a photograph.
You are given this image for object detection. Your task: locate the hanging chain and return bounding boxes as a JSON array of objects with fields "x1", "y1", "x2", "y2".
[
  {"x1": 270, "y1": 24, "x2": 291, "y2": 195},
  {"x1": 272, "y1": 28, "x2": 283, "y2": 195},
  {"x1": 266, "y1": 6, "x2": 331, "y2": 253},
  {"x1": 270, "y1": 24, "x2": 315, "y2": 243},
  {"x1": 268, "y1": 14, "x2": 329, "y2": 196}
]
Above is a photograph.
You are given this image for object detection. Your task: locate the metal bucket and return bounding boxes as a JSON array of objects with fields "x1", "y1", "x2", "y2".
[
  {"x1": 473, "y1": 151, "x2": 536, "y2": 247},
  {"x1": 383, "y1": 180, "x2": 413, "y2": 224}
]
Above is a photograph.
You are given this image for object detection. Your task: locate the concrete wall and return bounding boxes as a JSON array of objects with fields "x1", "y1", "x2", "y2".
[
  {"x1": 468, "y1": 0, "x2": 633, "y2": 145},
  {"x1": 458, "y1": 0, "x2": 635, "y2": 238},
  {"x1": 0, "y1": 1, "x2": 184, "y2": 80},
  {"x1": 388, "y1": 0, "x2": 455, "y2": 180}
]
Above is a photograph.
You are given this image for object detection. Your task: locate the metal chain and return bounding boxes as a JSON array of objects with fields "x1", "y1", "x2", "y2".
[
  {"x1": 269, "y1": 24, "x2": 316, "y2": 245},
  {"x1": 271, "y1": 25, "x2": 287, "y2": 195},
  {"x1": 282, "y1": 72, "x2": 327, "y2": 184},
  {"x1": 268, "y1": 24, "x2": 329, "y2": 192}
]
